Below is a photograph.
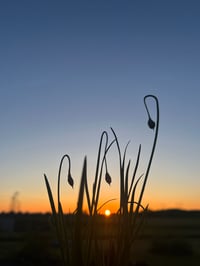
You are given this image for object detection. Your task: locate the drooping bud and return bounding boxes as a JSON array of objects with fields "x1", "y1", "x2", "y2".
[
  {"x1": 148, "y1": 118, "x2": 155, "y2": 129},
  {"x1": 68, "y1": 171, "x2": 74, "y2": 188},
  {"x1": 105, "y1": 172, "x2": 112, "y2": 185}
]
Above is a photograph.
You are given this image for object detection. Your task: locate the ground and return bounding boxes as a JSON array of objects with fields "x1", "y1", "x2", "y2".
[{"x1": 0, "y1": 210, "x2": 200, "y2": 266}]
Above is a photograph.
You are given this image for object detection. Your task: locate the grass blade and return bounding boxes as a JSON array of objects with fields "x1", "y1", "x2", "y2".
[
  {"x1": 44, "y1": 174, "x2": 57, "y2": 216},
  {"x1": 128, "y1": 144, "x2": 141, "y2": 199}
]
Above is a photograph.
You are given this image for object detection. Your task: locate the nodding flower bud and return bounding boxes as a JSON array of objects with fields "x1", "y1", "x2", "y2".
[
  {"x1": 148, "y1": 118, "x2": 155, "y2": 129},
  {"x1": 68, "y1": 171, "x2": 74, "y2": 188},
  {"x1": 105, "y1": 172, "x2": 112, "y2": 185}
]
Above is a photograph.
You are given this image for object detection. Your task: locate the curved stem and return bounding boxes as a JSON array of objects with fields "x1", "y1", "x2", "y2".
[
  {"x1": 136, "y1": 95, "x2": 159, "y2": 212},
  {"x1": 91, "y1": 131, "x2": 108, "y2": 214},
  {"x1": 110, "y1": 127, "x2": 127, "y2": 214},
  {"x1": 96, "y1": 198, "x2": 117, "y2": 213},
  {"x1": 57, "y1": 154, "x2": 71, "y2": 209},
  {"x1": 94, "y1": 138, "x2": 116, "y2": 214}
]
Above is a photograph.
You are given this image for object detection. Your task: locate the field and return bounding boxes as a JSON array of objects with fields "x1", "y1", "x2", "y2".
[{"x1": 0, "y1": 210, "x2": 200, "y2": 266}]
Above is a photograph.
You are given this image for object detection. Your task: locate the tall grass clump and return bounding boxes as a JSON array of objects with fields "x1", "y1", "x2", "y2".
[{"x1": 44, "y1": 95, "x2": 159, "y2": 266}]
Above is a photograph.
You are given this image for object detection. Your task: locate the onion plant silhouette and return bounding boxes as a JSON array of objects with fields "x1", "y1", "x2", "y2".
[{"x1": 44, "y1": 95, "x2": 159, "y2": 266}]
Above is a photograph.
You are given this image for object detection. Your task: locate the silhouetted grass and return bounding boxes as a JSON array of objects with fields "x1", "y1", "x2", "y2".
[{"x1": 44, "y1": 95, "x2": 159, "y2": 266}]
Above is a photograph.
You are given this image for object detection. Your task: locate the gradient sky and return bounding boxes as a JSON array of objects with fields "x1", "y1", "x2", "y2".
[{"x1": 0, "y1": 0, "x2": 200, "y2": 213}]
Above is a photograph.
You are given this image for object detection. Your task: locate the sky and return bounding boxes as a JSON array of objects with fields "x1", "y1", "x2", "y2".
[{"x1": 0, "y1": 0, "x2": 200, "y2": 213}]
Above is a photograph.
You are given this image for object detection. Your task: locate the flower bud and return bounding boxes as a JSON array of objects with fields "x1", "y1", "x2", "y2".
[
  {"x1": 148, "y1": 118, "x2": 155, "y2": 129},
  {"x1": 105, "y1": 172, "x2": 112, "y2": 185},
  {"x1": 68, "y1": 171, "x2": 74, "y2": 188}
]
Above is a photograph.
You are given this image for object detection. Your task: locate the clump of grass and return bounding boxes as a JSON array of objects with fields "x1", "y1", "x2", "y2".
[{"x1": 44, "y1": 95, "x2": 159, "y2": 266}]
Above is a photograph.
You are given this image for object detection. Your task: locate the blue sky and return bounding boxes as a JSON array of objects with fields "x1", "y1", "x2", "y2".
[{"x1": 0, "y1": 0, "x2": 200, "y2": 212}]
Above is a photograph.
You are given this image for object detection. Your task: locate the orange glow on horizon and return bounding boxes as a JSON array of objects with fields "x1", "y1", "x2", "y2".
[{"x1": 1, "y1": 195, "x2": 200, "y2": 213}]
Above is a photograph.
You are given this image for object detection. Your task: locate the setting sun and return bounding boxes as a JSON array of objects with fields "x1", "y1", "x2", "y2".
[{"x1": 104, "y1": 209, "x2": 111, "y2": 217}]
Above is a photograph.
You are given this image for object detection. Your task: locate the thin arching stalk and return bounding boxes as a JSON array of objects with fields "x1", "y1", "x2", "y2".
[
  {"x1": 94, "y1": 138, "x2": 116, "y2": 214},
  {"x1": 91, "y1": 131, "x2": 108, "y2": 215},
  {"x1": 136, "y1": 95, "x2": 159, "y2": 212},
  {"x1": 57, "y1": 154, "x2": 72, "y2": 208},
  {"x1": 56, "y1": 154, "x2": 73, "y2": 266},
  {"x1": 110, "y1": 127, "x2": 125, "y2": 214}
]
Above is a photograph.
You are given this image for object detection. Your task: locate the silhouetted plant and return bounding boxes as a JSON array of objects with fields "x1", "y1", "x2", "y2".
[{"x1": 44, "y1": 95, "x2": 159, "y2": 266}]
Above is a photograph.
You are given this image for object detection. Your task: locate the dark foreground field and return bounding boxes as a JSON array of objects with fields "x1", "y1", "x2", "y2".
[{"x1": 0, "y1": 210, "x2": 200, "y2": 266}]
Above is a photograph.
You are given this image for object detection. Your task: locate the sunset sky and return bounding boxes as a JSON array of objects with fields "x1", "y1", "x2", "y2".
[{"x1": 0, "y1": 0, "x2": 200, "y2": 213}]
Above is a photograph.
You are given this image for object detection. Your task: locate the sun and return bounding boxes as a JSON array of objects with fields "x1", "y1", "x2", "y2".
[{"x1": 104, "y1": 209, "x2": 111, "y2": 217}]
